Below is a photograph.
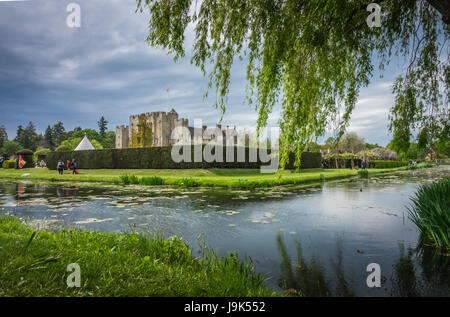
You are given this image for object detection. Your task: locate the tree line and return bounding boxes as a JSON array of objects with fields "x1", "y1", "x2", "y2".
[{"x1": 0, "y1": 116, "x2": 114, "y2": 158}]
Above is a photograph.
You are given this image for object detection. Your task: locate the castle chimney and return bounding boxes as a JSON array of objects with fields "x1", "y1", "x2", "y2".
[{"x1": 216, "y1": 124, "x2": 222, "y2": 130}]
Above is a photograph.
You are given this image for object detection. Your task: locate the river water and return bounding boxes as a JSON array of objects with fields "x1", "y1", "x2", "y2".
[{"x1": 1, "y1": 167, "x2": 449, "y2": 296}]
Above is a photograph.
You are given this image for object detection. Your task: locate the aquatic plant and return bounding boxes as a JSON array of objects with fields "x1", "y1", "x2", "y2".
[
  {"x1": 119, "y1": 174, "x2": 139, "y2": 185},
  {"x1": 408, "y1": 178, "x2": 450, "y2": 248},
  {"x1": 180, "y1": 178, "x2": 200, "y2": 187},
  {"x1": 357, "y1": 169, "x2": 369, "y2": 178},
  {"x1": 140, "y1": 176, "x2": 165, "y2": 186}
]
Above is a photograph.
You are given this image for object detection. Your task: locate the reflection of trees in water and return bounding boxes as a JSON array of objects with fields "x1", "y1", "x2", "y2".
[
  {"x1": 276, "y1": 234, "x2": 354, "y2": 297},
  {"x1": 390, "y1": 240, "x2": 450, "y2": 297}
]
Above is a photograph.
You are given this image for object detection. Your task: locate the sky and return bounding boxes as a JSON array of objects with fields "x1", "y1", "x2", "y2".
[{"x1": 0, "y1": 0, "x2": 408, "y2": 146}]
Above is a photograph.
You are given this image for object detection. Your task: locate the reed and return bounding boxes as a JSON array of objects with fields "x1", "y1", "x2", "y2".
[{"x1": 408, "y1": 178, "x2": 450, "y2": 248}]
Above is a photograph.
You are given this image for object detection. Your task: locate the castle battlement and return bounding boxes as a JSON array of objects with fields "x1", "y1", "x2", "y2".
[{"x1": 116, "y1": 108, "x2": 244, "y2": 149}]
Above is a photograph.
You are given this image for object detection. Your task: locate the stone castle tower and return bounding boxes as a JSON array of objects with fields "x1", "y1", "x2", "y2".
[{"x1": 116, "y1": 109, "x2": 189, "y2": 149}]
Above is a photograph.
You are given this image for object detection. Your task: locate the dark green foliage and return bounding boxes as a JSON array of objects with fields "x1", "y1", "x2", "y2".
[
  {"x1": 358, "y1": 169, "x2": 369, "y2": 178},
  {"x1": 179, "y1": 178, "x2": 200, "y2": 187},
  {"x1": 369, "y1": 161, "x2": 408, "y2": 168},
  {"x1": 16, "y1": 149, "x2": 34, "y2": 169},
  {"x1": 46, "y1": 146, "x2": 322, "y2": 170},
  {"x1": 0, "y1": 125, "x2": 7, "y2": 149},
  {"x1": 408, "y1": 178, "x2": 450, "y2": 248},
  {"x1": 140, "y1": 176, "x2": 165, "y2": 185},
  {"x1": 2, "y1": 160, "x2": 16, "y2": 169},
  {"x1": 0, "y1": 216, "x2": 273, "y2": 296},
  {"x1": 119, "y1": 174, "x2": 140, "y2": 185},
  {"x1": 284, "y1": 152, "x2": 322, "y2": 169},
  {"x1": 55, "y1": 145, "x2": 72, "y2": 152},
  {"x1": 97, "y1": 116, "x2": 108, "y2": 138}
]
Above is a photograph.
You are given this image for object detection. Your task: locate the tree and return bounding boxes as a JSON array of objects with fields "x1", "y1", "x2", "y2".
[
  {"x1": 15, "y1": 122, "x2": 38, "y2": 150},
  {"x1": 0, "y1": 125, "x2": 7, "y2": 148},
  {"x1": 98, "y1": 116, "x2": 108, "y2": 138},
  {"x1": 137, "y1": 0, "x2": 449, "y2": 168},
  {"x1": 44, "y1": 125, "x2": 54, "y2": 150},
  {"x1": 60, "y1": 129, "x2": 108, "y2": 150},
  {"x1": 0, "y1": 140, "x2": 21, "y2": 157},
  {"x1": 51, "y1": 122, "x2": 66, "y2": 147},
  {"x1": 338, "y1": 133, "x2": 365, "y2": 153}
]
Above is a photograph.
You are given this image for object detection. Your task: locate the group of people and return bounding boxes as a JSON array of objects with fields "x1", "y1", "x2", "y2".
[{"x1": 57, "y1": 159, "x2": 78, "y2": 175}]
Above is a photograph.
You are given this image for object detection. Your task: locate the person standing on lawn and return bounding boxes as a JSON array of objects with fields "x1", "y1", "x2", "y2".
[
  {"x1": 57, "y1": 160, "x2": 64, "y2": 175},
  {"x1": 70, "y1": 159, "x2": 78, "y2": 175}
]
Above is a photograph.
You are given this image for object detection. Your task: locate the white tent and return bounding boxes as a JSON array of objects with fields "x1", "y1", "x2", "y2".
[{"x1": 74, "y1": 134, "x2": 95, "y2": 151}]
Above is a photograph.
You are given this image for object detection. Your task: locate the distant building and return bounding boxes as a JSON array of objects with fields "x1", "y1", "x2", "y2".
[{"x1": 115, "y1": 109, "x2": 244, "y2": 149}]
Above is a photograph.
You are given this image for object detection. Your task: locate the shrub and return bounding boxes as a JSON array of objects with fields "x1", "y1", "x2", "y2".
[
  {"x1": 369, "y1": 160, "x2": 407, "y2": 168},
  {"x1": 15, "y1": 149, "x2": 34, "y2": 168},
  {"x1": 120, "y1": 175, "x2": 139, "y2": 185},
  {"x1": 408, "y1": 178, "x2": 450, "y2": 248},
  {"x1": 55, "y1": 145, "x2": 72, "y2": 152},
  {"x1": 33, "y1": 147, "x2": 51, "y2": 161},
  {"x1": 180, "y1": 178, "x2": 200, "y2": 187},
  {"x1": 284, "y1": 152, "x2": 322, "y2": 169},
  {"x1": 2, "y1": 160, "x2": 16, "y2": 169},
  {"x1": 46, "y1": 146, "x2": 322, "y2": 170},
  {"x1": 140, "y1": 176, "x2": 165, "y2": 186},
  {"x1": 358, "y1": 169, "x2": 369, "y2": 178}
]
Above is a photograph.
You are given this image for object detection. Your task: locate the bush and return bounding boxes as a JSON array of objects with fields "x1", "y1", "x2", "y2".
[
  {"x1": 369, "y1": 160, "x2": 407, "y2": 168},
  {"x1": 34, "y1": 147, "x2": 51, "y2": 161},
  {"x1": 408, "y1": 178, "x2": 450, "y2": 248},
  {"x1": 284, "y1": 152, "x2": 322, "y2": 169},
  {"x1": 15, "y1": 149, "x2": 34, "y2": 168},
  {"x1": 119, "y1": 175, "x2": 139, "y2": 185},
  {"x1": 358, "y1": 169, "x2": 369, "y2": 178},
  {"x1": 55, "y1": 145, "x2": 72, "y2": 152},
  {"x1": 46, "y1": 146, "x2": 322, "y2": 170},
  {"x1": 140, "y1": 176, "x2": 165, "y2": 186},
  {"x1": 2, "y1": 160, "x2": 16, "y2": 169},
  {"x1": 180, "y1": 178, "x2": 200, "y2": 187}
]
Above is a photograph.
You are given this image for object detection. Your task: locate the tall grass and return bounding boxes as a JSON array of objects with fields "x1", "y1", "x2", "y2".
[
  {"x1": 140, "y1": 176, "x2": 165, "y2": 185},
  {"x1": 119, "y1": 174, "x2": 139, "y2": 185},
  {"x1": 357, "y1": 169, "x2": 369, "y2": 178},
  {"x1": 408, "y1": 178, "x2": 450, "y2": 248},
  {"x1": 0, "y1": 216, "x2": 274, "y2": 296}
]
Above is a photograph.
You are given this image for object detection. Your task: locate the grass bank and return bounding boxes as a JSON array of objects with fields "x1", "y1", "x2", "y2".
[
  {"x1": 0, "y1": 216, "x2": 275, "y2": 296},
  {"x1": 0, "y1": 167, "x2": 410, "y2": 188}
]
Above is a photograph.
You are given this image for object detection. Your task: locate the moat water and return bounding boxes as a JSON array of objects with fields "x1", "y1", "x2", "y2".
[{"x1": 1, "y1": 166, "x2": 449, "y2": 296}]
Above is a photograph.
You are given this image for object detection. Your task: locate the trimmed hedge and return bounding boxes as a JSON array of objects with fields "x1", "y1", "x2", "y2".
[
  {"x1": 15, "y1": 149, "x2": 34, "y2": 169},
  {"x1": 284, "y1": 152, "x2": 323, "y2": 169},
  {"x1": 2, "y1": 160, "x2": 17, "y2": 169},
  {"x1": 369, "y1": 160, "x2": 408, "y2": 168},
  {"x1": 46, "y1": 146, "x2": 322, "y2": 170}
]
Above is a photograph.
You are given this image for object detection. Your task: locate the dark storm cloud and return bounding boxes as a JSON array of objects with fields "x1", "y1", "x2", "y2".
[{"x1": 0, "y1": 0, "x2": 398, "y2": 145}]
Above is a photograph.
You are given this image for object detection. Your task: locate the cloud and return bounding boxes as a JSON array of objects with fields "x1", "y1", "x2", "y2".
[{"x1": 0, "y1": 0, "x2": 401, "y2": 147}]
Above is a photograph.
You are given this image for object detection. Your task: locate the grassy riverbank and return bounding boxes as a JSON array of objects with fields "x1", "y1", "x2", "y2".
[
  {"x1": 0, "y1": 216, "x2": 275, "y2": 296},
  {"x1": 0, "y1": 167, "x2": 407, "y2": 188}
]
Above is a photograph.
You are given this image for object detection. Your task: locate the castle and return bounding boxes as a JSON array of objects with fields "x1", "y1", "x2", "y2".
[{"x1": 115, "y1": 109, "x2": 244, "y2": 149}]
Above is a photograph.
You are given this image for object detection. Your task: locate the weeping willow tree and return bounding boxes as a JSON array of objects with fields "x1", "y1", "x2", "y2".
[{"x1": 136, "y1": 0, "x2": 449, "y2": 168}]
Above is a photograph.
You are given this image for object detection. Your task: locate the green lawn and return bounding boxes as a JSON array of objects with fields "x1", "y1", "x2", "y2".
[
  {"x1": 0, "y1": 167, "x2": 406, "y2": 188},
  {"x1": 0, "y1": 216, "x2": 275, "y2": 296}
]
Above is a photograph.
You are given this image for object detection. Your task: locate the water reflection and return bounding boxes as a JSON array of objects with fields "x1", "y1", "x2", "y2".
[
  {"x1": 0, "y1": 166, "x2": 449, "y2": 296},
  {"x1": 390, "y1": 240, "x2": 450, "y2": 297},
  {"x1": 276, "y1": 234, "x2": 355, "y2": 297},
  {"x1": 276, "y1": 233, "x2": 450, "y2": 297}
]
